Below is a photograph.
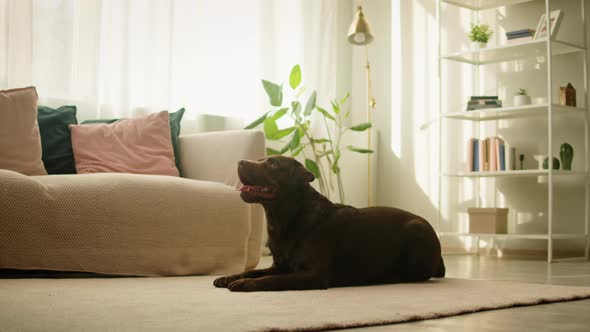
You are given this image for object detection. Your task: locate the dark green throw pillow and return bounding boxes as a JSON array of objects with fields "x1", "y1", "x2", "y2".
[
  {"x1": 37, "y1": 105, "x2": 78, "y2": 174},
  {"x1": 81, "y1": 108, "x2": 185, "y2": 175}
]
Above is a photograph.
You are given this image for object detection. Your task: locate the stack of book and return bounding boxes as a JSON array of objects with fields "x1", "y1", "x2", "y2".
[
  {"x1": 467, "y1": 137, "x2": 516, "y2": 172},
  {"x1": 467, "y1": 96, "x2": 502, "y2": 111},
  {"x1": 505, "y1": 29, "x2": 535, "y2": 44}
]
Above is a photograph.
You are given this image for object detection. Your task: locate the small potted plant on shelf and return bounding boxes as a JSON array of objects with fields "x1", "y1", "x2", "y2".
[
  {"x1": 514, "y1": 88, "x2": 532, "y2": 106},
  {"x1": 468, "y1": 23, "x2": 493, "y2": 48}
]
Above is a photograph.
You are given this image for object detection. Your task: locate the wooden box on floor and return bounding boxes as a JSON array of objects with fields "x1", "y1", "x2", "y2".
[{"x1": 467, "y1": 208, "x2": 508, "y2": 234}]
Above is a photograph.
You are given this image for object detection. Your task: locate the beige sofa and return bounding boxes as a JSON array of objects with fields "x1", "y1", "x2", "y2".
[{"x1": 0, "y1": 130, "x2": 266, "y2": 276}]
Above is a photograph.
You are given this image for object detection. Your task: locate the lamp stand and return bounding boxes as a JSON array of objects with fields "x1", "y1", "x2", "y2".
[{"x1": 365, "y1": 46, "x2": 376, "y2": 207}]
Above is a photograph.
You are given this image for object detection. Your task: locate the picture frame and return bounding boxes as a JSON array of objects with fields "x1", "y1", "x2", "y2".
[{"x1": 533, "y1": 10, "x2": 562, "y2": 39}]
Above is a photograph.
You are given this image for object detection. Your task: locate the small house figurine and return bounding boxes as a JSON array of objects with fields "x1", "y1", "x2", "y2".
[{"x1": 559, "y1": 83, "x2": 576, "y2": 107}]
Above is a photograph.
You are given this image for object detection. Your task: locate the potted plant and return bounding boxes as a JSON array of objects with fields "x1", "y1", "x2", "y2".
[
  {"x1": 245, "y1": 64, "x2": 373, "y2": 204},
  {"x1": 514, "y1": 88, "x2": 532, "y2": 106},
  {"x1": 468, "y1": 23, "x2": 493, "y2": 48}
]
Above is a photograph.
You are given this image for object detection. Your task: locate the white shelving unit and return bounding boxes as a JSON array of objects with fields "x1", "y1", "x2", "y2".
[{"x1": 436, "y1": 0, "x2": 590, "y2": 262}]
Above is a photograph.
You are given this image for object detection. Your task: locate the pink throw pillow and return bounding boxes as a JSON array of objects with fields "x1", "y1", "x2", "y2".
[
  {"x1": 0, "y1": 87, "x2": 47, "y2": 176},
  {"x1": 69, "y1": 111, "x2": 179, "y2": 176}
]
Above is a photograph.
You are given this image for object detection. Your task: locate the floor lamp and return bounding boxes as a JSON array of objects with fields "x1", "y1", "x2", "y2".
[{"x1": 348, "y1": 5, "x2": 376, "y2": 207}]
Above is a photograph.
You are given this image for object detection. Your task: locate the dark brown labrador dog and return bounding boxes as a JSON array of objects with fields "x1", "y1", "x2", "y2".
[{"x1": 214, "y1": 156, "x2": 445, "y2": 292}]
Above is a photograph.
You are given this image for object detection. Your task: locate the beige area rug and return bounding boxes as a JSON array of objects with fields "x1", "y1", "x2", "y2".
[{"x1": 1, "y1": 276, "x2": 590, "y2": 332}]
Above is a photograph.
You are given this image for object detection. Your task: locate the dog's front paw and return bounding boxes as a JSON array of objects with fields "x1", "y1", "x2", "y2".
[
  {"x1": 214, "y1": 275, "x2": 240, "y2": 288},
  {"x1": 228, "y1": 278, "x2": 259, "y2": 292}
]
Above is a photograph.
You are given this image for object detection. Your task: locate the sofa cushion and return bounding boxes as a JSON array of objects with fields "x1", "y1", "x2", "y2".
[
  {"x1": 70, "y1": 111, "x2": 179, "y2": 176},
  {"x1": 0, "y1": 87, "x2": 47, "y2": 176},
  {"x1": 38, "y1": 105, "x2": 78, "y2": 174},
  {"x1": 81, "y1": 108, "x2": 185, "y2": 175}
]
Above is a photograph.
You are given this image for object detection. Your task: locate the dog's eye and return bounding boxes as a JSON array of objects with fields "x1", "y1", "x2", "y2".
[{"x1": 267, "y1": 158, "x2": 278, "y2": 166}]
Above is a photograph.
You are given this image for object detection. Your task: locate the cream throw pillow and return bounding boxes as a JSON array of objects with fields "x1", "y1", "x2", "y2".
[{"x1": 0, "y1": 87, "x2": 47, "y2": 176}]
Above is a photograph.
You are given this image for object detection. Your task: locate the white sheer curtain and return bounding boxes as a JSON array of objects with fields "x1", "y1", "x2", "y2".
[{"x1": 0, "y1": 0, "x2": 341, "y2": 123}]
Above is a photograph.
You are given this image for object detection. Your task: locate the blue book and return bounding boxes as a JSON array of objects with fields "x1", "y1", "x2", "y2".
[
  {"x1": 506, "y1": 29, "x2": 535, "y2": 36},
  {"x1": 499, "y1": 144, "x2": 505, "y2": 171},
  {"x1": 507, "y1": 32, "x2": 534, "y2": 40},
  {"x1": 473, "y1": 139, "x2": 479, "y2": 172}
]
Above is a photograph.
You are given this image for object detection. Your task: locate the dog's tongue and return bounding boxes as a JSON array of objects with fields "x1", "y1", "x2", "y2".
[{"x1": 237, "y1": 185, "x2": 275, "y2": 198}]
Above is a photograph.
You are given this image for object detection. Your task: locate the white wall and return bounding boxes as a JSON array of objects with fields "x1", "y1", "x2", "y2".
[{"x1": 346, "y1": 0, "x2": 589, "y2": 254}]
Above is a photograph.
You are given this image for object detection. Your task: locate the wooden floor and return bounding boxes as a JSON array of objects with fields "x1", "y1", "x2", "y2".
[{"x1": 339, "y1": 255, "x2": 590, "y2": 331}]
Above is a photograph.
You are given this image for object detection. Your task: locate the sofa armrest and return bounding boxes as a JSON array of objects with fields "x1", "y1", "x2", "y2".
[{"x1": 179, "y1": 130, "x2": 265, "y2": 187}]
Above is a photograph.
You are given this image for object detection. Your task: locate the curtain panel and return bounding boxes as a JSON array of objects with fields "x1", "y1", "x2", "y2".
[{"x1": 0, "y1": 0, "x2": 341, "y2": 122}]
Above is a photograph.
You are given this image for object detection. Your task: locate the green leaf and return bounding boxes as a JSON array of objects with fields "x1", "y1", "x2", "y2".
[
  {"x1": 263, "y1": 117, "x2": 279, "y2": 139},
  {"x1": 339, "y1": 93, "x2": 350, "y2": 105},
  {"x1": 289, "y1": 65, "x2": 302, "y2": 90},
  {"x1": 262, "y1": 80, "x2": 283, "y2": 107},
  {"x1": 270, "y1": 108, "x2": 289, "y2": 121},
  {"x1": 332, "y1": 162, "x2": 341, "y2": 174},
  {"x1": 331, "y1": 100, "x2": 341, "y2": 114},
  {"x1": 291, "y1": 145, "x2": 304, "y2": 157},
  {"x1": 311, "y1": 138, "x2": 332, "y2": 144},
  {"x1": 297, "y1": 126, "x2": 305, "y2": 138},
  {"x1": 266, "y1": 147, "x2": 281, "y2": 156},
  {"x1": 305, "y1": 159, "x2": 321, "y2": 179},
  {"x1": 347, "y1": 146, "x2": 374, "y2": 153},
  {"x1": 279, "y1": 141, "x2": 291, "y2": 154},
  {"x1": 291, "y1": 101, "x2": 302, "y2": 116},
  {"x1": 244, "y1": 112, "x2": 269, "y2": 129},
  {"x1": 273, "y1": 126, "x2": 296, "y2": 140},
  {"x1": 289, "y1": 129, "x2": 301, "y2": 150},
  {"x1": 316, "y1": 106, "x2": 335, "y2": 121},
  {"x1": 332, "y1": 150, "x2": 341, "y2": 168},
  {"x1": 304, "y1": 91, "x2": 317, "y2": 116},
  {"x1": 350, "y1": 122, "x2": 372, "y2": 131}
]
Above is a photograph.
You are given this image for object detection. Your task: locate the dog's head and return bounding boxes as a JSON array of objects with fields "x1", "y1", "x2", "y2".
[{"x1": 237, "y1": 155, "x2": 315, "y2": 203}]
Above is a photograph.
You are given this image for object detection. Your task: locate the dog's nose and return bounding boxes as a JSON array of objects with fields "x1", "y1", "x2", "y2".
[{"x1": 238, "y1": 160, "x2": 245, "y2": 166}]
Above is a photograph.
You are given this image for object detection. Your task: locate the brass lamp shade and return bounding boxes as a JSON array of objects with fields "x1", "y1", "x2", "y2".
[{"x1": 347, "y1": 6, "x2": 374, "y2": 45}]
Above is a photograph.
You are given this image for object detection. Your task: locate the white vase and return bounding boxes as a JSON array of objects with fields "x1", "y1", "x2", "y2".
[
  {"x1": 471, "y1": 42, "x2": 487, "y2": 49},
  {"x1": 514, "y1": 95, "x2": 532, "y2": 106}
]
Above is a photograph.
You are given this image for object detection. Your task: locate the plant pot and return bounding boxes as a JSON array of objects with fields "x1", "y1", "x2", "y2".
[
  {"x1": 533, "y1": 155, "x2": 546, "y2": 170},
  {"x1": 514, "y1": 95, "x2": 532, "y2": 106},
  {"x1": 560, "y1": 143, "x2": 574, "y2": 170},
  {"x1": 471, "y1": 42, "x2": 487, "y2": 49},
  {"x1": 543, "y1": 156, "x2": 560, "y2": 170}
]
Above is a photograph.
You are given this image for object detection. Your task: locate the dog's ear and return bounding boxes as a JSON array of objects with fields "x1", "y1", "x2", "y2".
[{"x1": 300, "y1": 166, "x2": 315, "y2": 182}]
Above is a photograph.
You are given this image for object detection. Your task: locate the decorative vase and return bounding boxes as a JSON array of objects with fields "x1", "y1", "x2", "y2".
[
  {"x1": 560, "y1": 143, "x2": 574, "y2": 170},
  {"x1": 471, "y1": 42, "x2": 487, "y2": 49},
  {"x1": 533, "y1": 155, "x2": 546, "y2": 170},
  {"x1": 543, "y1": 157, "x2": 560, "y2": 170},
  {"x1": 514, "y1": 95, "x2": 532, "y2": 106}
]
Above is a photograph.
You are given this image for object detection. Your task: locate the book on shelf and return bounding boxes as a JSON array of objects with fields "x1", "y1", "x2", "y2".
[
  {"x1": 467, "y1": 104, "x2": 502, "y2": 111},
  {"x1": 474, "y1": 139, "x2": 480, "y2": 171},
  {"x1": 468, "y1": 136, "x2": 515, "y2": 172},
  {"x1": 467, "y1": 96, "x2": 502, "y2": 111},
  {"x1": 470, "y1": 96, "x2": 498, "y2": 101},
  {"x1": 507, "y1": 36, "x2": 533, "y2": 44},
  {"x1": 468, "y1": 100, "x2": 503, "y2": 105},
  {"x1": 506, "y1": 28, "x2": 535, "y2": 35},
  {"x1": 478, "y1": 139, "x2": 485, "y2": 173},
  {"x1": 467, "y1": 138, "x2": 475, "y2": 172},
  {"x1": 506, "y1": 29, "x2": 535, "y2": 40}
]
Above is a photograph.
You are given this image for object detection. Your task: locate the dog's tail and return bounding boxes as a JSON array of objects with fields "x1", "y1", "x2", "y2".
[{"x1": 433, "y1": 256, "x2": 446, "y2": 278}]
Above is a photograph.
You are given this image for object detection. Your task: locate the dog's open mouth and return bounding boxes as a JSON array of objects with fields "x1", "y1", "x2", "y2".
[{"x1": 237, "y1": 184, "x2": 278, "y2": 200}]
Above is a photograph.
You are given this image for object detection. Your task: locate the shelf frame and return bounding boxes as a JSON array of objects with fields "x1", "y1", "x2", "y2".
[
  {"x1": 443, "y1": 104, "x2": 587, "y2": 121},
  {"x1": 436, "y1": 0, "x2": 590, "y2": 263},
  {"x1": 441, "y1": 39, "x2": 586, "y2": 65},
  {"x1": 440, "y1": 0, "x2": 536, "y2": 11},
  {"x1": 443, "y1": 170, "x2": 588, "y2": 178}
]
